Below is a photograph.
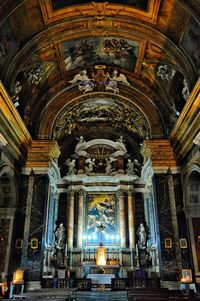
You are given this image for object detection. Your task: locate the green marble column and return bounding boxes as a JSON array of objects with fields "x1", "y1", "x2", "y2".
[{"x1": 167, "y1": 169, "x2": 182, "y2": 272}]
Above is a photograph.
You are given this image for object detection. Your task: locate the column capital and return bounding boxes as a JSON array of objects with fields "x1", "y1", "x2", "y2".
[
  {"x1": 23, "y1": 140, "x2": 61, "y2": 171},
  {"x1": 127, "y1": 189, "x2": 134, "y2": 196}
]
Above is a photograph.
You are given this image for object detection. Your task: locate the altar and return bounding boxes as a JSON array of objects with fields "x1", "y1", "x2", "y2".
[{"x1": 87, "y1": 274, "x2": 115, "y2": 285}]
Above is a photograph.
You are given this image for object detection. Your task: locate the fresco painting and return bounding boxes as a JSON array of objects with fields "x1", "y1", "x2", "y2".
[
  {"x1": 86, "y1": 194, "x2": 116, "y2": 245},
  {"x1": 181, "y1": 17, "x2": 200, "y2": 73},
  {"x1": 52, "y1": 0, "x2": 149, "y2": 11},
  {"x1": 0, "y1": 20, "x2": 18, "y2": 71},
  {"x1": 62, "y1": 37, "x2": 139, "y2": 72}
]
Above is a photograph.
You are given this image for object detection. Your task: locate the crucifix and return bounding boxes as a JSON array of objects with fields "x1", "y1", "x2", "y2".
[{"x1": 97, "y1": 222, "x2": 106, "y2": 246}]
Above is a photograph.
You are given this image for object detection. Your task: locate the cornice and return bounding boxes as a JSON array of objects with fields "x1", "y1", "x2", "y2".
[
  {"x1": 39, "y1": 0, "x2": 161, "y2": 25},
  {"x1": 0, "y1": 81, "x2": 32, "y2": 163},
  {"x1": 170, "y1": 79, "x2": 200, "y2": 163}
]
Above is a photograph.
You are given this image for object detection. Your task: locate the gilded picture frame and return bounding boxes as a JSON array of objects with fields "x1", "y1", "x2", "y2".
[
  {"x1": 164, "y1": 238, "x2": 172, "y2": 249},
  {"x1": 31, "y1": 238, "x2": 38, "y2": 250},
  {"x1": 180, "y1": 238, "x2": 188, "y2": 249}
]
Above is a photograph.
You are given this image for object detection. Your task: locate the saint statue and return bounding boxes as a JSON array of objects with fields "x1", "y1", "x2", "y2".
[
  {"x1": 55, "y1": 223, "x2": 65, "y2": 250},
  {"x1": 136, "y1": 223, "x2": 146, "y2": 250}
]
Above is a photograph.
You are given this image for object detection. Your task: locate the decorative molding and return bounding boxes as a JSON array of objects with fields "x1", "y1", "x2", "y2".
[
  {"x1": 77, "y1": 2, "x2": 124, "y2": 20},
  {"x1": 23, "y1": 140, "x2": 61, "y2": 170},
  {"x1": 170, "y1": 79, "x2": 200, "y2": 163},
  {"x1": 141, "y1": 139, "x2": 177, "y2": 169},
  {"x1": 39, "y1": 0, "x2": 161, "y2": 25},
  {"x1": 0, "y1": 81, "x2": 32, "y2": 163}
]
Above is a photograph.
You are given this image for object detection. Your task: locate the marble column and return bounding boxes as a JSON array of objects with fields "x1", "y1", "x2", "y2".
[
  {"x1": 77, "y1": 190, "x2": 84, "y2": 248},
  {"x1": 128, "y1": 190, "x2": 135, "y2": 249},
  {"x1": 67, "y1": 191, "x2": 74, "y2": 250},
  {"x1": 21, "y1": 170, "x2": 34, "y2": 268},
  {"x1": 119, "y1": 190, "x2": 126, "y2": 248},
  {"x1": 167, "y1": 169, "x2": 182, "y2": 271}
]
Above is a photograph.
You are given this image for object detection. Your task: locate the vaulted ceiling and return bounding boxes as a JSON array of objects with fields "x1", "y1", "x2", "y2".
[{"x1": 0, "y1": 0, "x2": 200, "y2": 166}]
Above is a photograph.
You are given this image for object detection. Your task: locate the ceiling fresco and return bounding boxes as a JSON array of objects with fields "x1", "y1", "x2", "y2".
[
  {"x1": 52, "y1": 98, "x2": 149, "y2": 140},
  {"x1": 51, "y1": 0, "x2": 149, "y2": 11},
  {"x1": 62, "y1": 37, "x2": 139, "y2": 72},
  {"x1": 0, "y1": 19, "x2": 18, "y2": 73},
  {"x1": 0, "y1": 0, "x2": 199, "y2": 161},
  {"x1": 180, "y1": 17, "x2": 200, "y2": 75}
]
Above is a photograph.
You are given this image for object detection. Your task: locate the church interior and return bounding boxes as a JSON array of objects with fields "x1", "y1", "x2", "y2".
[{"x1": 0, "y1": 0, "x2": 200, "y2": 300}]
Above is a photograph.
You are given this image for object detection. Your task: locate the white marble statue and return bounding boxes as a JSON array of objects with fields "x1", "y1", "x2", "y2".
[
  {"x1": 105, "y1": 70, "x2": 130, "y2": 94},
  {"x1": 55, "y1": 223, "x2": 65, "y2": 250},
  {"x1": 125, "y1": 159, "x2": 135, "y2": 175},
  {"x1": 68, "y1": 70, "x2": 94, "y2": 94},
  {"x1": 105, "y1": 157, "x2": 116, "y2": 175},
  {"x1": 85, "y1": 158, "x2": 96, "y2": 173},
  {"x1": 66, "y1": 158, "x2": 76, "y2": 175},
  {"x1": 115, "y1": 136, "x2": 127, "y2": 153},
  {"x1": 75, "y1": 136, "x2": 87, "y2": 156},
  {"x1": 137, "y1": 223, "x2": 147, "y2": 250}
]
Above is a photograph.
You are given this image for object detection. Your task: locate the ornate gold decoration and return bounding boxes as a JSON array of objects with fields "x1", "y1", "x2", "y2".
[
  {"x1": 92, "y1": 65, "x2": 109, "y2": 90},
  {"x1": 78, "y1": 2, "x2": 123, "y2": 20},
  {"x1": 141, "y1": 140, "x2": 177, "y2": 168},
  {"x1": 25, "y1": 140, "x2": 61, "y2": 169}
]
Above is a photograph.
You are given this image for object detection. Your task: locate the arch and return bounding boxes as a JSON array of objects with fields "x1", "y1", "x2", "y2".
[
  {"x1": 37, "y1": 91, "x2": 164, "y2": 139},
  {"x1": 0, "y1": 165, "x2": 17, "y2": 208}
]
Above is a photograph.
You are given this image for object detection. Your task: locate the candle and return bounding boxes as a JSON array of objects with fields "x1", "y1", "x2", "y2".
[
  {"x1": 136, "y1": 244, "x2": 139, "y2": 257},
  {"x1": 65, "y1": 243, "x2": 68, "y2": 257}
]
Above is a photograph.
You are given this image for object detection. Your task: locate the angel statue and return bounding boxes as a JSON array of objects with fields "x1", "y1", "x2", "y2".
[
  {"x1": 105, "y1": 70, "x2": 130, "y2": 94},
  {"x1": 75, "y1": 136, "x2": 87, "y2": 156},
  {"x1": 105, "y1": 157, "x2": 117, "y2": 175},
  {"x1": 125, "y1": 159, "x2": 135, "y2": 175},
  {"x1": 66, "y1": 158, "x2": 76, "y2": 175},
  {"x1": 68, "y1": 70, "x2": 94, "y2": 94},
  {"x1": 85, "y1": 158, "x2": 97, "y2": 173}
]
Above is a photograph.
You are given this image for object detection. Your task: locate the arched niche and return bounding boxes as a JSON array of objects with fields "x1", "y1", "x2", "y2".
[
  {"x1": 0, "y1": 166, "x2": 17, "y2": 208},
  {"x1": 0, "y1": 165, "x2": 17, "y2": 278},
  {"x1": 184, "y1": 166, "x2": 200, "y2": 283}
]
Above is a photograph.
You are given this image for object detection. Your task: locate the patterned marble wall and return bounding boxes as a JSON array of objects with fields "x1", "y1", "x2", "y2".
[
  {"x1": 155, "y1": 173, "x2": 192, "y2": 279},
  {"x1": 173, "y1": 174, "x2": 191, "y2": 269},
  {"x1": 0, "y1": 219, "x2": 11, "y2": 275},
  {"x1": 24, "y1": 175, "x2": 49, "y2": 281},
  {"x1": 154, "y1": 174, "x2": 177, "y2": 279},
  {"x1": 10, "y1": 175, "x2": 29, "y2": 275}
]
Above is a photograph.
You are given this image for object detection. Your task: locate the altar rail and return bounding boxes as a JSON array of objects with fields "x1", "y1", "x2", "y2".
[
  {"x1": 42, "y1": 278, "x2": 92, "y2": 291},
  {"x1": 111, "y1": 277, "x2": 160, "y2": 290},
  {"x1": 42, "y1": 277, "x2": 160, "y2": 291}
]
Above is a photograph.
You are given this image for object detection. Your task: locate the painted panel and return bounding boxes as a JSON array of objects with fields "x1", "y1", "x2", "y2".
[
  {"x1": 86, "y1": 193, "x2": 116, "y2": 246},
  {"x1": 0, "y1": 20, "x2": 18, "y2": 72},
  {"x1": 52, "y1": 0, "x2": 149, "y2": 11},
  {"x1": 62, "y1": 37, "x2": 139, "y2": 72},
  {"x1": 181, "y1": 17, "x2": 200, "y2": 73}
]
